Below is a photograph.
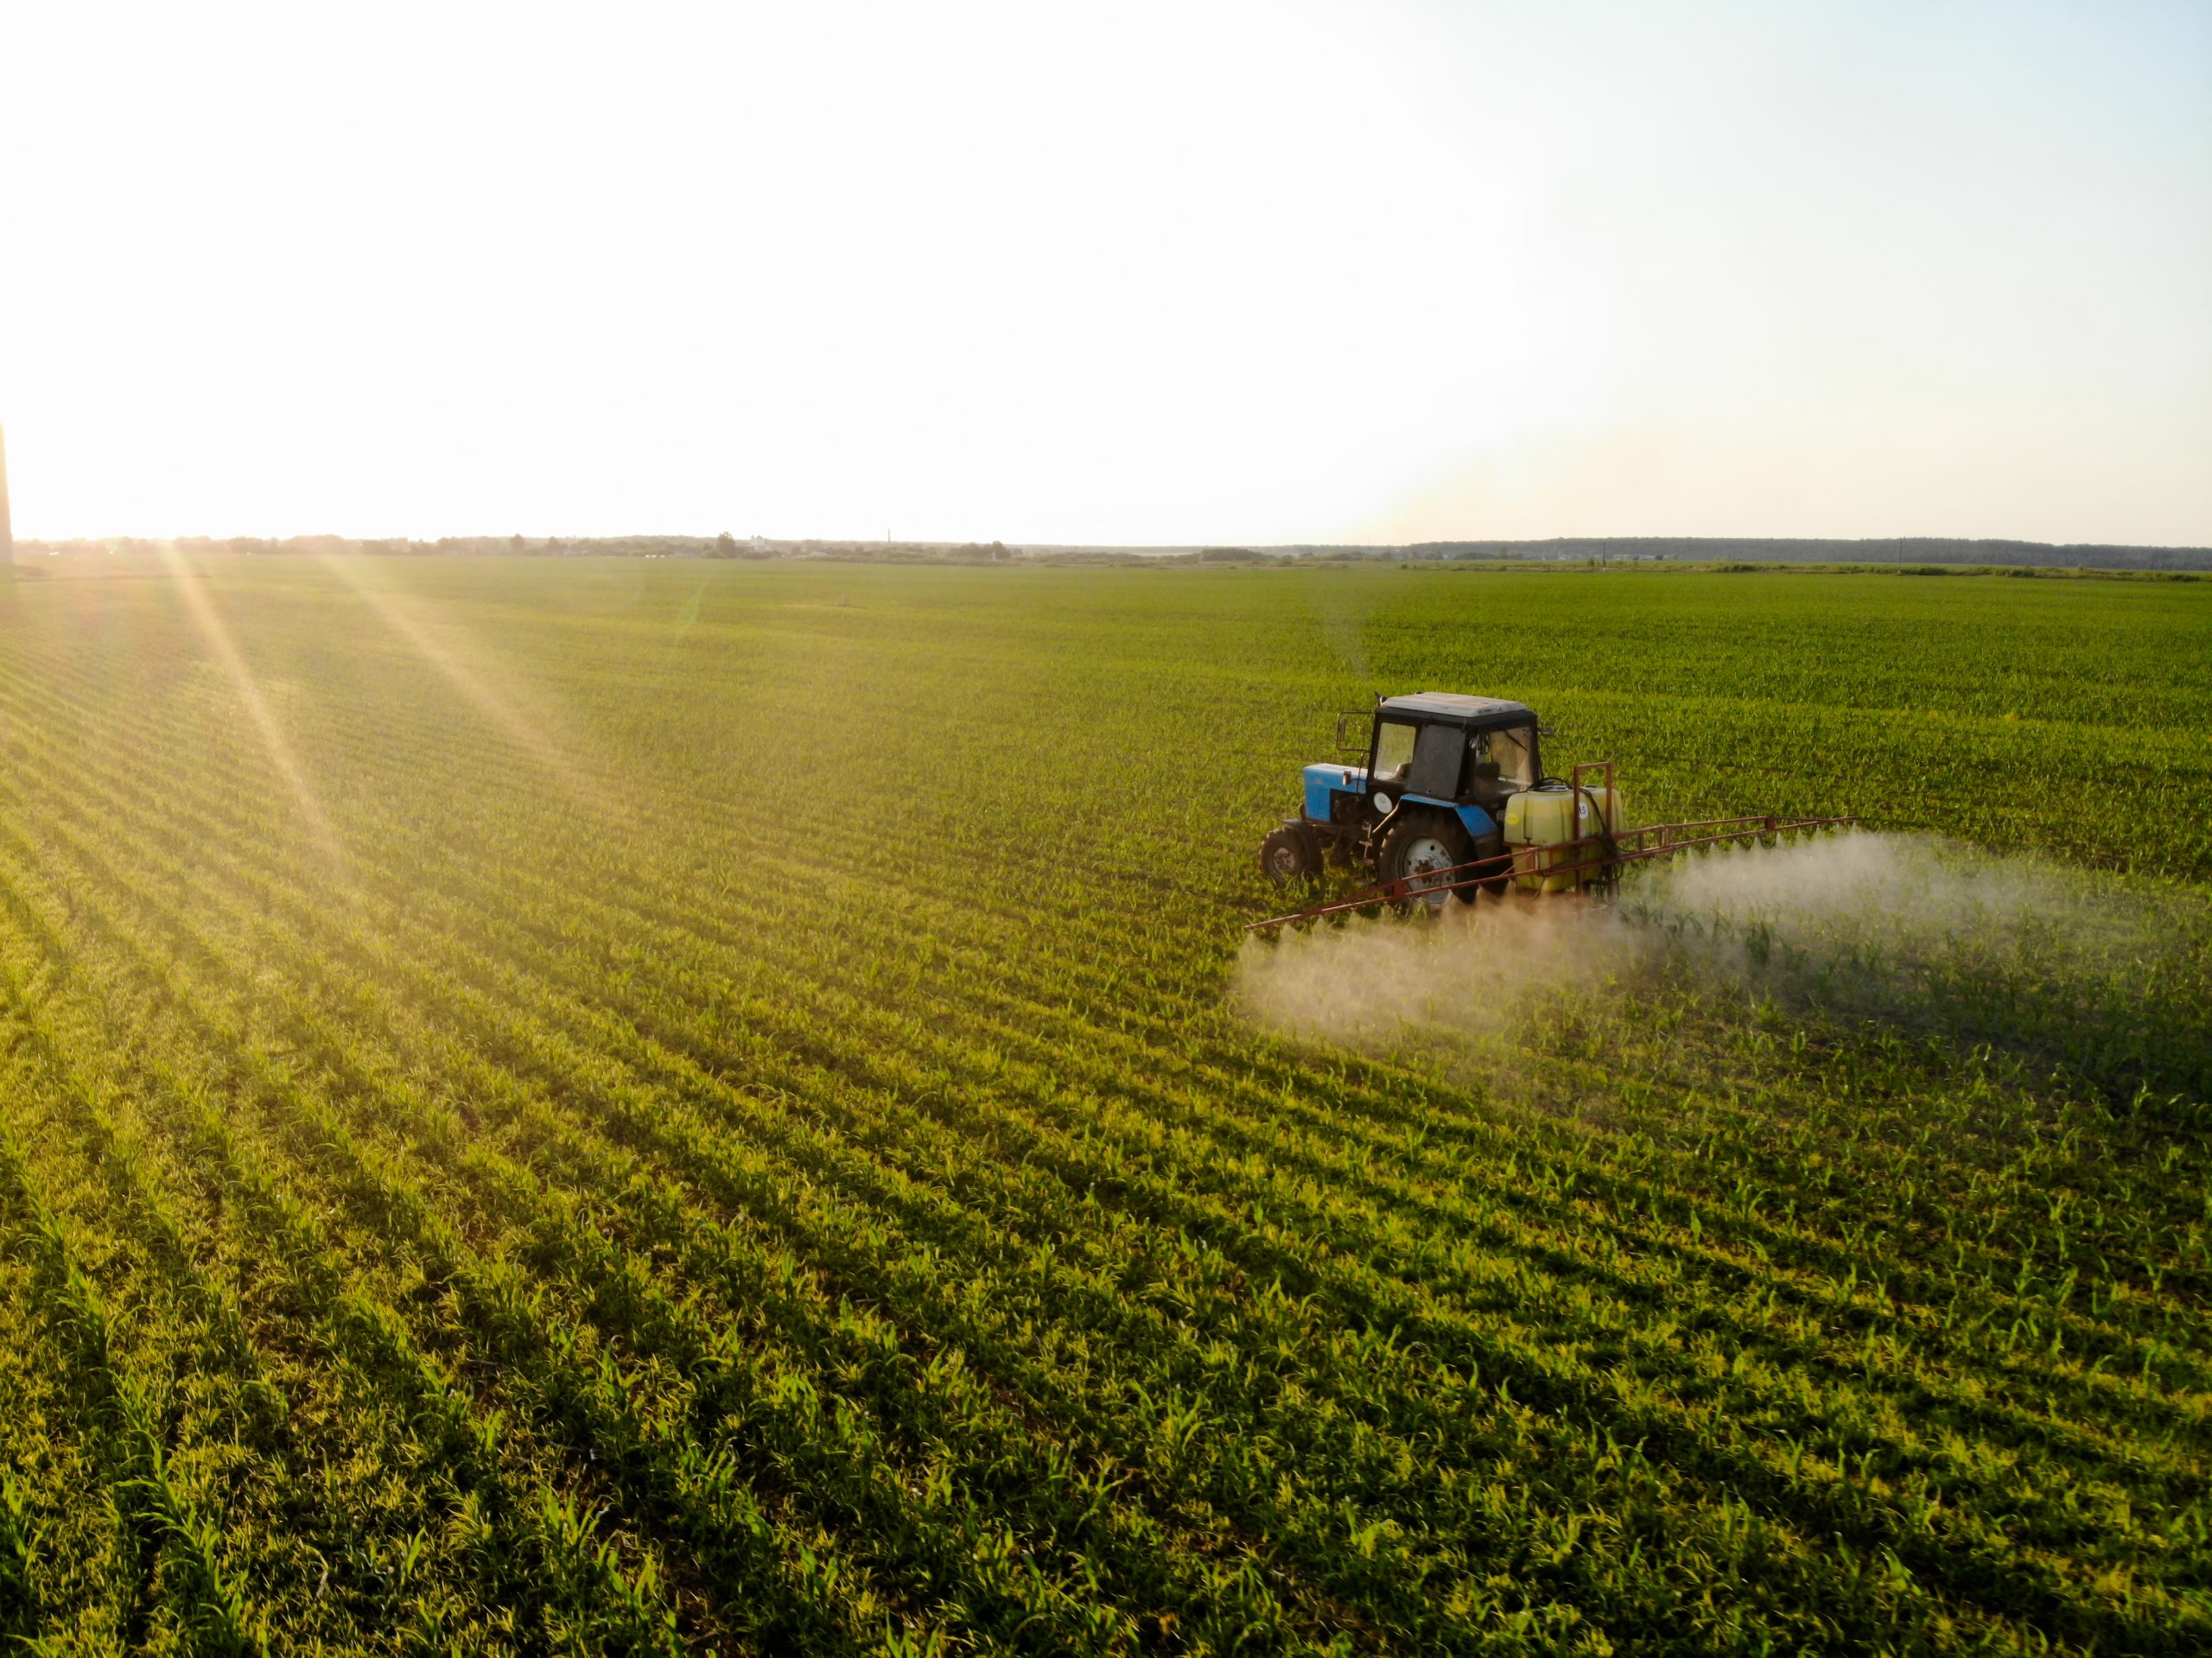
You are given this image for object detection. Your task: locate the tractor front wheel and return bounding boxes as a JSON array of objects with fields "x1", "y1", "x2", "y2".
[
  {"x1": 1379, "y1": 812, "x2": 1473, "y2": 912},
  {"x1": 1259, "y1": 823, "x2": 1321, "y2": 885}
]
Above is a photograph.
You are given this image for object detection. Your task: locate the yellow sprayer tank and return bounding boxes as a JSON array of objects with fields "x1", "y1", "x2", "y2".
[{"x1": 1504, "y1": 783, "x2": 1624, "y2": 893}]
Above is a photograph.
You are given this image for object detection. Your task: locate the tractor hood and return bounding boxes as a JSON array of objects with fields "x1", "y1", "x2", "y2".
[{"x1": 1304, "y1": 762, "x2": 1366, "y2": 820}]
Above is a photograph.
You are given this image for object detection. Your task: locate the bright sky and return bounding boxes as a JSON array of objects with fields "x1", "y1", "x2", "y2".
[{"x1": 4, "y1": 0, "x2": 2208, "y2": 545}]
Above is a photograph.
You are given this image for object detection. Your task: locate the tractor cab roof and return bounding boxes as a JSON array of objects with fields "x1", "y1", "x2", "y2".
[{"x1": 1376, "y1": 692, "x2": 1535, "y2": 730}]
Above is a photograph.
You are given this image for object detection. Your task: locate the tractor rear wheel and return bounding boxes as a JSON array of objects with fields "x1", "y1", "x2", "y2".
[
  {"x1": 1379, "y1": 811, "x2": 1472, "y2": 912},
  {"x1": 1258, "y1": 823, "x2": 1320, "y2": 885}
]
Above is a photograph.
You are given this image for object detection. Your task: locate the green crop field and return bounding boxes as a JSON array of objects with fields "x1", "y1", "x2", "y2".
[{"x1": 0, "y1": 556, "x2": 2206, "y2": 1656}]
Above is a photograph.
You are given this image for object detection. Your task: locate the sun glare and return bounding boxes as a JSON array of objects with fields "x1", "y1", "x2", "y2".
[{"x1": 3, "y1": 1, "x2": 2205, "y2": 546}]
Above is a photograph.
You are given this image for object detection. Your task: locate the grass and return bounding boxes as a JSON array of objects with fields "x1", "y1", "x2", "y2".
[{"x1": 0, "y1": 555, "x2": 2204, "y2": 1655}]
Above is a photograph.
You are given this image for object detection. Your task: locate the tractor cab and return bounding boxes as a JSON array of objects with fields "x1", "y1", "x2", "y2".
[
  {"x1": 1363, "y1": 695, "x2": 1539, "y2": 811},
  {"x1": 1264, "y1": 693, "x2": 1566, "y2": 902}
]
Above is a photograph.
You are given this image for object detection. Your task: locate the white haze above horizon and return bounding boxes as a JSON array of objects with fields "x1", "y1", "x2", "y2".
[{"x1": 3, "y1": 0, "x2": 2208, "y2": 547}]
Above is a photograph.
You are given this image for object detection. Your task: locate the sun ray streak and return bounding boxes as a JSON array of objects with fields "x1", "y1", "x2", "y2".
[
  {"x1": 317, "y1": 556, "x2": 623, "y2": 823},
  {"x1": 157, "y1": 545, "x2": 347, "y2": 871}
]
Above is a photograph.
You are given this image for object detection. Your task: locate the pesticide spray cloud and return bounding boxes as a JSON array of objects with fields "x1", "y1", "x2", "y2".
[
  {"x1": 1234, "y1": 884, "x2": 1641, "y2": 1053},
  {"x1": 1235, "y1": 832, "x2": 2211, "y2": 1103}
]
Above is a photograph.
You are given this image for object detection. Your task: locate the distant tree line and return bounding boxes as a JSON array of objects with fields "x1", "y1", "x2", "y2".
[
  {"x1": 16, "y1": 532, "x2": 2206, "y2": 573},
  {"x1": 18, "y1": 534, "x2": 781, "y2": 560},
  {"x1": 1280, "y1": 537, "x2": 2212, "y2": 572}
]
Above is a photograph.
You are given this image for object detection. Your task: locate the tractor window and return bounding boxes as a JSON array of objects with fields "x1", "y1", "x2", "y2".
[
  {"x1": 1408, "y1": 723, "x2": 1465, "y2": 797},
  {"x1": 1471, "y1": 726, "x2": 1535, "y2": 787},
  {"x1": 1372, "y1": 719, "x2": 1416, "y2": 784}
]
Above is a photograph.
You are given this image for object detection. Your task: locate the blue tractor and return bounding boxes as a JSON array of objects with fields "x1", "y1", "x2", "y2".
[
  {"x1": 1259, "y1": 693, "x2": 1548, "y2": 905},
  {"x1": 1257, "y1": 694, "x2": 1858, "y2": 927}
]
